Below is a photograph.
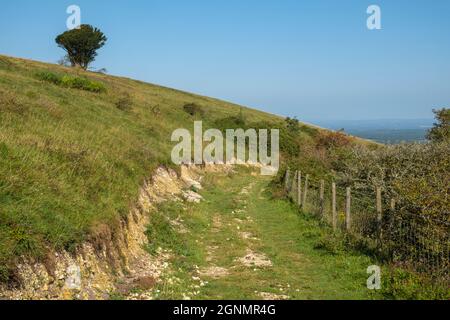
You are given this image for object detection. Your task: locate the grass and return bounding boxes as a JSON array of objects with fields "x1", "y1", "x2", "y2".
[
  {"x1": 35, "y1": 71, "x2": 107, "y2": 93},
  {"x1": 1, "y1": 55, "x2": 434, "y2": 299},
  {"x1": 142, "y1": 168, "x2": 381, "y2": 300},
  {"x1": 0, "y1": 55, "x2": 288, "y2": 280}
]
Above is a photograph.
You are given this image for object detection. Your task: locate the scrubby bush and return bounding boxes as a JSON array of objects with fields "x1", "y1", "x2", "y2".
[
  {"x1": 316, "y1": 130, "x2": 351, "y2": 149},
  {"x1": 338, "y1": 142, "x2": 449, "y2": 221},
  {"x1": 336, "y1": 142, "x2": 449, "y2": 279},
  {"x1": 427, "y1": 108, "x2": 449, "y2": 143},
  {"x1": 60, "y1": 75, "x2": 106, "y2": 92},
  {"x1": 214, "y1": 114, "x2": 247, "y2": 132},
  {"x1": 335, "y1": 109, "x2": 449, "y2": 221},
  {"x1": 150, "y1": 105, "x2": 161, "y2": 117},
  {"x1": 35, "y1": 71, "x2": 61, "y2": 85},
  {"x1": 0, "y1": 89, "x2": 28, "y2": 114},
  {"x1": 314, "y1": 234, "x2": 343, "y2": 255},
  {"x1": 285, "y1": 117, "x2": 300, "y2": 134},
  {"x1": 381, "y1": 268, "x2": 449, "y2": 300},
  {"x1": 115, "y1": 93, "x2": 134, "y2": 111},
  {"x1": 35, "y1": 71, "x2": 106, "y2": 93},
  {"x1": 183, "y1": 103, "x2": 204, "y2": 117}
]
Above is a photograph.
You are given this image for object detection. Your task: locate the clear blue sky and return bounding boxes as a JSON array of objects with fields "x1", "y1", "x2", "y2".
[{"x1": 1, "y1": 0, "x2": 449, "y2": 121}]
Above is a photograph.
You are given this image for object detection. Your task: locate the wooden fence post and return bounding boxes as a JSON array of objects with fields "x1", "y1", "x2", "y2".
[
  {"x1": 319, "y1": 180, "x2": 325, "y2": 218},
  {"x1": 332, "y1": 182, "x2": 337, "y2": 231},
  {"x1": 376, "y1": 187, "x2": 382, "y2": 222},
  {"x1": 346, "y1": 187, "x2": 351, "y2": 231},
  {"x1": 297, "y1": 171, "x2": 302, "y2": 206},
  {"x1": 285, "y1": 169, "x2": 290, "y2": 192},
  {"x1": 291, "y1": 171, "x2": 298, "y2": 201},
  {"x1": 390, "y1": 198, "x2": 395, "y2": 211},
  {"x1": 302, "y1": 174, "x2": 309, "y2": 209},
  {"x1": 376, "y1": 187, "x2": 382, "y2": 241}
]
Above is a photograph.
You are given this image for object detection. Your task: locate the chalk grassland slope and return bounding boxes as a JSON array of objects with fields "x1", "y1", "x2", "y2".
[
  {"x1": 0, "y1": 54, "x2": 286, "y2": 278},
  {"x1": 1, "y1": 55, "x2": 348, "y2": 281},
  {"x1": 0, "y1": 54, "x2": 376, "y2": 282}
]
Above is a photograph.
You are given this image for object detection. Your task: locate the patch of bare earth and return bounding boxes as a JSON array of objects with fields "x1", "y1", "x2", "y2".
[
  {"x1": 205, "y1": 245, "x2": 219, "y2": 262},
  {"x1": 239, "y1": 182, "x2": 255, "y2": 195},
  {"x1": 259, "y1": 292, "x2": 290, "y2": 300},
  {"x1": 211, "y1": 215, "x2": 223, "y2": 233},
  {"x1": 237, "y1": 249, "x2": 272, "y2": 268},
  {"x1": 199, "y1": 266, "x2": 229, "y2": 279},
  {"x1": 117, "y1": 248, "x2": 171, "y2": 299},
  {"x1": 239, "y1": 232, "x2": 259, "y2": 241},
  {"x1": 169, "y1": 216, "x2": 189, "y2": 234}
]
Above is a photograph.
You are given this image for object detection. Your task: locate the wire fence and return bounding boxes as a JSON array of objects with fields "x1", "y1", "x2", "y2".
[{"x1": 284, "y1": 168, "x2": 450, "y2": 284}]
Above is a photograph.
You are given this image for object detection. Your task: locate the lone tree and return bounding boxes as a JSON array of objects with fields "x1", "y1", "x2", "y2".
[
  {"x1": 55, "y1": 24, "x2": 107, "y2": 70},
  {"x1": 427, "y1": 108, "x2": 449, "y2": 143}
]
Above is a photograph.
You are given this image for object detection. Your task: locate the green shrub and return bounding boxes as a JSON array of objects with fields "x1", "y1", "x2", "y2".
[
  {"x1": 183, "y1": 103, "x2": 204, "y2": 117},
  {"x1": 35, "y1": 71, "x2": 106, "y2": 93},
  {"x1": 314, "y1": 234, "x2": 343, "y2": 255},
  {"x1": 316, "y1": 131, "x2": 351, "y2": 149},
  {"x1": 427, "y1": 108, "x2": 449, "y2": 143},
  {"x1": 61, "y1": 75, "x2": 106, "y2": 93},
  {"x1": 338, "y1": 142, "x2": 450, "y2": 221},
  {"x1": 285, "y1": 117, "x2": 300, "y2": 134},
  {"x1": 115, "y1": 93, "x2": 134, "y2": 111},
  {"x1": 381, "y1": 268, "x2": 450, "y2": 300},
  {"x1": 35, "y1": 71, "x2": 62, "y2": 85}
]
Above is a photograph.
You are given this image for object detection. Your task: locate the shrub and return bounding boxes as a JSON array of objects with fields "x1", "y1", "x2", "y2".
[
  {"x1": 381, "y1": 268, "x2": 449, "y2": 300},
  {"x1": 337, "y1": 142, "x2": 449, "y2": 278},
  {"x1": 151, "y1": 105, "x2": 161, "y2": 117},
  {"x1": 338, "y1": 142, "x2": 449, "y2": 221},
  {"x1": 427, "y1": 108, "x2": 449, "y2": 143},
  {"x1": 316, "y1": 131, "x2": 351, "y2": 149},
  {"x1": 314, "y1": 234, "x2": 343, "y2": 255},
  {"x1": 183, "y1": 103, "x2": 204, "y2": 117},
  {"x1": 285, "y1": 117, "x2": 300, "y2": 134},
  {"x1": 60, "y1": 75, "x2": 106, "y2": 93},
  {"x1": 35, "y1": 71, "x2": 106, "y2": 93},
  {"x1": 0, "y1": 90, "x2": 28, "y2": 115},
  {"x1": 35, "y1": 71, "x2": 62, "y2": 85},
  {"x1": 115, "y1": 93, "x2": 134, "y2": 111}
]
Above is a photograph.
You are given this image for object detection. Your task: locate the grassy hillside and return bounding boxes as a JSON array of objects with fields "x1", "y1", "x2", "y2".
[
  {"x1": 0, "y1": 55, "x2": 325, "y2": 280},
  {"x1": 134, "y1": 168, "x2": 380, "y2": 300}
]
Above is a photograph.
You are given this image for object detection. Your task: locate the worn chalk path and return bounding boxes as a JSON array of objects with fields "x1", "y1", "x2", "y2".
[{"x1": 125, "y1": 168, "x2": 378, "y2": 300}]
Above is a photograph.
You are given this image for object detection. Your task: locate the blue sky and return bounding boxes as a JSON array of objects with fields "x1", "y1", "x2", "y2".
[{"x1": 1, "y1": 0, "x2": 449, "y2": 121}]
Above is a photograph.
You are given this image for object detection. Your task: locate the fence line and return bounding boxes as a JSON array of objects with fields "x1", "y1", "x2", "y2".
[{"x1": 284, "y1": 168, "x2": 450, "y2": 284}]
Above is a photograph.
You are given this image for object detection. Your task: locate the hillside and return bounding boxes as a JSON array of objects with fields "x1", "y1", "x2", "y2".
[
  {"x1": 0, "y1": 54, "x2": 337, "y2": 281},
  {"x1": 1, "y1": 55, "x2": 448, "y2": 301}
]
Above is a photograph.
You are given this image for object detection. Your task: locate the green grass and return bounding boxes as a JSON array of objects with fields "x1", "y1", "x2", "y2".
[
  {"x1": 0, "y1": 55, "x2": 288, "y2": 279},
  {"x1": 0, "y1": 54, "x2": 376, "y2": 291},
  {"x1": 35, "y1": 71, "x2": 107, "y2": 93},
  {"x1": 143, "y1": 168, "x2": 381, "y2": 300},
  {"x1": 1, "y1": 55, "x2": 431, "y2": 299}
]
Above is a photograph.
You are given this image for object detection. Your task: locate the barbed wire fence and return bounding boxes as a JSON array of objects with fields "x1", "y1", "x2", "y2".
[{"x1": 284, "y1": 168, "x2": 449, "y2": 285}]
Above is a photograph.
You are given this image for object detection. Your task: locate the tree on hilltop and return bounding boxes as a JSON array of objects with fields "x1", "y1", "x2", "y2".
[{"x1": 55, "y1": 24, "x2": 107, "y2": 70}]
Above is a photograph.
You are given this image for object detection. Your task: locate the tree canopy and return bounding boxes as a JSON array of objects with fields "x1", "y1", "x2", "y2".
[
  {"x1": 427, "y1": 108, "x2": 450, "y2": 143},
  {"x1": 55, "y1": 24, "x2": 107, "y2": 70}
]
